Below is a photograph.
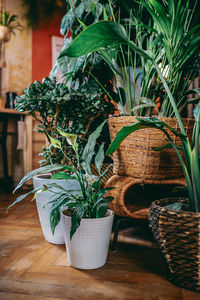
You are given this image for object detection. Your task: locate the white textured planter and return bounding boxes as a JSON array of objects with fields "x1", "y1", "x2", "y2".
[
  {"x1": 61, "y1": 208, "x2": 114, "y2": 269},
  {"x1": 33, "y1": 175, "x2": 81, "y2": 244}
]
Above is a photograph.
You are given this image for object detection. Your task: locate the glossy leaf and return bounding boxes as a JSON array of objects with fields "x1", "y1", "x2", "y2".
[
  {"x1": 95, "y1": 143, "x2": 105, "y2": 174},
  {"x1": 82, "y1": 120, "x2": 106, "y2": 174},
  {"x1": 13, "y1": 164, "x2": 65, "y2": 193},
  {"x1": 58, "y1": 21, "x2": 128, "y2": 59}
]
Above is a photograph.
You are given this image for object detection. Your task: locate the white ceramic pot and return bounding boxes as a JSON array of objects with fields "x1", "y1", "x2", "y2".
[
  {"x1": 61, "y1": 208, "x2": 114, "y2": 269},
  {"x1": 33, "y1": 175, "x2": 81, "y2": 244}
]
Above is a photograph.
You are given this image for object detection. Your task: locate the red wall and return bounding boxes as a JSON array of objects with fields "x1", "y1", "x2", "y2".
[{"x1": 32, "y1": 14, "x2": 63, "y2": 82}]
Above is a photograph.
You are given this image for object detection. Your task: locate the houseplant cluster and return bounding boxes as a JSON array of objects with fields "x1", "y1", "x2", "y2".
[{"x1": 8, "y1": 0, "x2": 200, "y2": 289}]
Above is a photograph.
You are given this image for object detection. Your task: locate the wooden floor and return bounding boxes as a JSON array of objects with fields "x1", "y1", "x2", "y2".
[{"x1": 0, "y1": 192, "x2": 200, "y2": 300}]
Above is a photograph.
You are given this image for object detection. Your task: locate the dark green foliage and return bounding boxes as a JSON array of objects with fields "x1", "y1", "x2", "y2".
[{"x1": 15, "y1": 77, "x2": 115, "y2": 166}]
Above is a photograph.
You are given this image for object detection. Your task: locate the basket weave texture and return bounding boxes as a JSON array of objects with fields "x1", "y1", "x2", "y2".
[
  {"x1": 105, "y1": 175, "x2": 186, "y2": 219},
  {"x1": 108, "y1": 116, "x2": 194, "y2": 180},
  {"x1": 149, "y1": 197, "x2": 200, "y2": 291}
]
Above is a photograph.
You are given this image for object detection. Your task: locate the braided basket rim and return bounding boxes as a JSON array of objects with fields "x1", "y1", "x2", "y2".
[
  {"x1": 150, "y1": 197, "x2": 200, "y2": 217},
  {"x1": 108, "y1": 115, "x2": 195, "y2": 122}
]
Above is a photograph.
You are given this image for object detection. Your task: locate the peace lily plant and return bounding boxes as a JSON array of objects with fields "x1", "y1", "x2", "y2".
[
  {"x1": 46, "y1": 121, "x2": 114, "y2": 239},
  {"x1": 8, "y1": 121, "x2": 114, "y2": 239}
]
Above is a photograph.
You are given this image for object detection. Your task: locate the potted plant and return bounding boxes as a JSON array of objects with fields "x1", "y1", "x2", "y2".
[
  {"x1": 101, "y1": 30, "x2": 200, "y2": 292},
  {"x1": 57, "y1": 0, "x2": 199, "y2": 180},
  {"x1": 8, "y1": 77, "x2": 115, "y2": 244},
  {"x1": 41, "y1": 121, "x2": 114, "y2": 270},
  {"x1": 0, "y1": 10, "x2": 23, "y2": 42},
  {"x1": 107, "y1": 102, "x2": 200, "y2": 290}
]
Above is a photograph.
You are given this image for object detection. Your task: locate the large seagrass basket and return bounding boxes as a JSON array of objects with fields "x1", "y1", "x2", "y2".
[
  {"x1": 149, "y1": 197, "x2": 200, "y2": 291},
  {"x1": 108, "y1": 116, "x2": 194, "y2": 180}
]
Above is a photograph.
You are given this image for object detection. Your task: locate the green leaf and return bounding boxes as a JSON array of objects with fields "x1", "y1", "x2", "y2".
[
  {"x1": 95, "y1": 143, "x2": 105, "y2": 174},
  {"x1": 49, "y1": 196, "x2": 77, "y2": 234},
  {"x1": 153, "y1": 143, "x2": 184, "y2": 151},
  {"x1": 165, "y1": 202, "x2": 183, "y2": 211},
  {"x1": 136, "y1": 117, "x2": 186, "y2": 139},
  {"x1": 13, "y1": 164, "x2": 65, "y2": 193},
  {"x1": 7, "y1": 186, "x2": 43, "y2": 212},
  {"x1": 57, "y1": 129, "x2": 77, "y2": 147},
  {"x1": 82, "y1": 120, "x2": 107, "y2": 174},
  {"x1": 96, "y1": 201, "x2": 108, "y2": 218},
  {"x1": 131, "y1": 103, "x2": 157, "y2": 114},
  {"x1": 58, "y1": 21, "x2": 128, "y2": 59},
  {"x1": 92, "y1": 164, "x2": 113, "y2": 189},
  {"x1": 106, "y1": 121, "x2": 149, "y2": 155},
  {"x1": 48, "y1": 135, "x2": 61, "y2": 149},
  {"x1": 50, "y1": 172, "x2": 76, "y2": 180},
  {"x1": 70, "y1": 204, "x2": 86, "y2": 239},
  {"x1": 50, "y1": 207, "x2": 61, "y2": 235}
]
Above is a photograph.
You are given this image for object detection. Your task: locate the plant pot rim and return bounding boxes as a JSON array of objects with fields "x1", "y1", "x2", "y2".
[
  {"x1": 61, "y1": 207, "x2": 114, "y2": 221},
  {"x1": 151, "y1": 197, "x2": 200, "y2": 216},
  {"x1": 33, "y1": 174, "x2": 77, "y2": 183}
]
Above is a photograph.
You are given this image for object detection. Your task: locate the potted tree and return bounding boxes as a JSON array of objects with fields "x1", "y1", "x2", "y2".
[
  {"x1": 57, "y1": 0, "x2": 199, "y2": 180},
  {"x1": 38, "y1": 122, "x2": 114, "y2": 270},
  {"x1": 8, "y1": 77, "x2": 115, "y2": 244}
]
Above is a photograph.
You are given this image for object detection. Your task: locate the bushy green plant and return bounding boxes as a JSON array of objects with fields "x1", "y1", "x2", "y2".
[{"x1": 16, "y1": 76, "x2": 115, "y2": 166}]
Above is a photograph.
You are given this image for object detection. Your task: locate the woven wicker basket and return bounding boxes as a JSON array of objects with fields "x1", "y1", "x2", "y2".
[
  {"x1": 108, "y1": 116, "x2": 194, "y2": 180},
  {"x1": 105, "y1": 175, "x2": 186, "y2": 219},
  {"x1": 149, "y1": 197, "x2": 200, "y2": 291}
]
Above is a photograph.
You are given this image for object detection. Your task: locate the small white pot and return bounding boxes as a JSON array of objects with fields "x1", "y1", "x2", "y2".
[
  {"x1": 61, "y1": 207, "x2": 114, "y2": 269},
  {"x1": 0, "y1": 25, "x2": 11, "y2": 42},
  {"x1": 33, "y1": 175, "x2": 81, "y2": 244}
]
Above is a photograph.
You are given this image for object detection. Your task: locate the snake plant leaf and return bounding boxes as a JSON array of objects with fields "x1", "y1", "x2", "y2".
[{"x1": 13, "y1": 164, "x2": 65, "y2": 193}]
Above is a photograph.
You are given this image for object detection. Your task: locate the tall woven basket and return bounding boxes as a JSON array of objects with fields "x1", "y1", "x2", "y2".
[
  {"x1": 108, "y1": 116, "x2": 194, "y2": 180},
  {"x1": 149, "y1": 197, "x2": 200, "y2": 291}
]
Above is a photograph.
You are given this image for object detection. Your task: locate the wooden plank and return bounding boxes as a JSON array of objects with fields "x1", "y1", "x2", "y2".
[
  {"x1": 0, "y1": 192, "x2": 199, "y2": 300},
  {"x1": 0, "y1": 292, "x2": 61, "y2": 300}
]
